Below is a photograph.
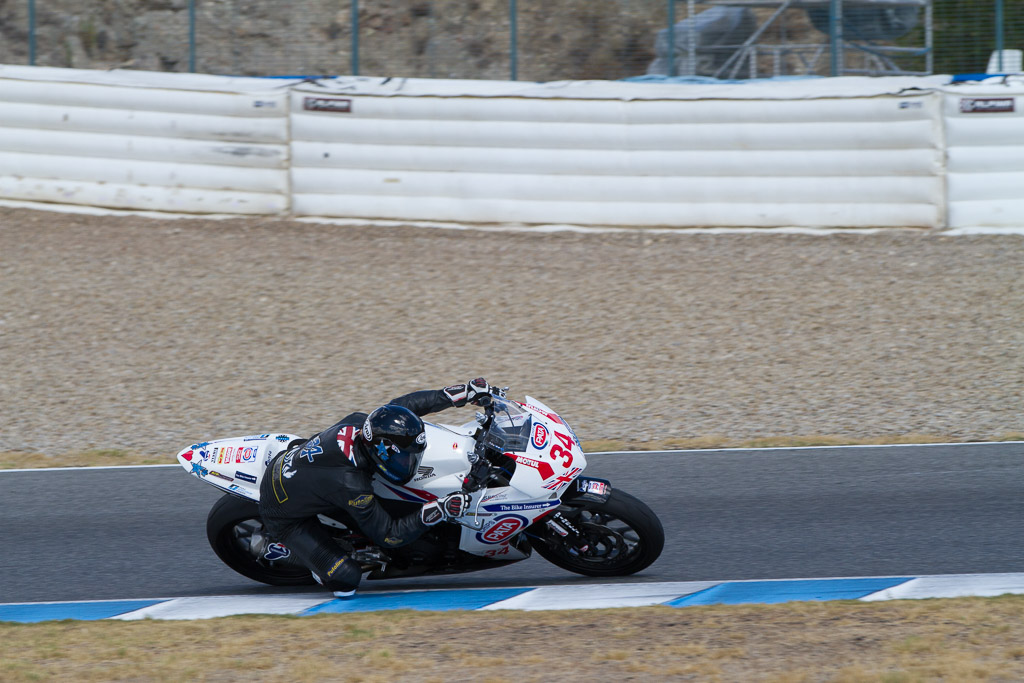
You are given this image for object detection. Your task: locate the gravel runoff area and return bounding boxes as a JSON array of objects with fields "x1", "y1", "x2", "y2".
[{"x1": 1, "y1": 206, "x2": 1022, "y2": 461}]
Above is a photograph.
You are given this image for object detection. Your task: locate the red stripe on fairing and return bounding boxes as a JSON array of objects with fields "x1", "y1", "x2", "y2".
[
  {"x1": 514, "y1": 400, "x2": 564, "y2": 425},
  {"x1": 380, "y1": 482, "x2": 438, "y2": 502}
]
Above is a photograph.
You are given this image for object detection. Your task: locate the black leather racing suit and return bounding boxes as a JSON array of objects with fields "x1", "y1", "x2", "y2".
[{"x1": 258, "y1": 390, "x2": 456, "y2": 593}]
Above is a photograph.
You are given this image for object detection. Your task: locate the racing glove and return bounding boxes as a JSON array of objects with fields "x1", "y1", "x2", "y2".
[
  {"x1": 421, "y1": 492, "x2": 472, "y2": 526},
  {"x1": 442, "y1": 377, "x2": 490, "y2": 407}
]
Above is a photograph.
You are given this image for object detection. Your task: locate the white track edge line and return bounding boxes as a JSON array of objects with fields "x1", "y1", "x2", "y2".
[
  {"x1": 0, "y1": 464, "x2": 181, "y2": 473},
  {"x1": 8, "y1": 573, "x2": 1024, "y2": 610},
  {"x1": 587, "y1": 440, "x2": 1024, "y2": 455},
  {"x1": 3, "y1": 440, "x2": 1022, "y2": 473}
]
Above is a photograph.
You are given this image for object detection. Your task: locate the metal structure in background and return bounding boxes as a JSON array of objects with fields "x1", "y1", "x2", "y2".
[
  {"x1": 10, "y1": 0, "x2": 1019, "y2": 80},
  {"x1": 669, "y1": 0, "x2": 934, "y2": 79}
]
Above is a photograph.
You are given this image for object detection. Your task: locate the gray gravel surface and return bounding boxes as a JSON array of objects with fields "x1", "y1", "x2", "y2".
[{"x1": 1, "y1": 207, "x2": 1022, "y2": 459}]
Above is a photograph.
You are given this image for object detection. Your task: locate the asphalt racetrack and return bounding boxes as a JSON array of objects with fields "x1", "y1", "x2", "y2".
[{"x1": 3, "y1": 443, "x2": 1022, "y2": 605}]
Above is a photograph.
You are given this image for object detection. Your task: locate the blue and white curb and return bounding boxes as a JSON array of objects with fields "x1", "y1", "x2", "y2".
[{"x1": 3, "y1": 573, "x2": 1024, "y2": 623}]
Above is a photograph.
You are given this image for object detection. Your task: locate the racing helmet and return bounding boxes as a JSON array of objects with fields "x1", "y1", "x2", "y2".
[{"x1": 360, "y1": 404, "x2": 427, "y2": 485}]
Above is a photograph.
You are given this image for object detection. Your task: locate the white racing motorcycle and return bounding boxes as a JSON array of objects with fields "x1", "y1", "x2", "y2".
[{"x1": 176, "y1": 389, "x2": 664, "y2": 586}]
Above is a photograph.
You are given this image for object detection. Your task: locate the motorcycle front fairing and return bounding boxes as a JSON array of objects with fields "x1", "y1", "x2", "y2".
[{"x1": 373, "y1": 395, "x2": 587, "y2": 562}]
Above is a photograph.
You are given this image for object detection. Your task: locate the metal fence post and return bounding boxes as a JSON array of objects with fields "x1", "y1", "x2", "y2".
[
  {"x1": 188, "y1": 0, "x2": 196, "y2": 73},
  {"x1": 925, "y1": 0, "x2": 933, "y2": 75},
  {"x1": 687, "y1": 0, "x2": 697, "y2": 76},
  {"x1": 352, "y1": 0, "x2": 360, "y2": 75},
  {"x1": 509, "y1": 0, "x2": 517, "y2": 81},
  {"x1": 996, "y1": 0, "x2": 1005, "y2": 72},
  {"x1": 667, "y1": 0, "x2": 676, "y2": 77},
  {"x1": 828, "y1": 0, "x2": 842, "y2": 76},
  {"x1": 28, "y1": 0, "x2": 36, "y2": 65}
]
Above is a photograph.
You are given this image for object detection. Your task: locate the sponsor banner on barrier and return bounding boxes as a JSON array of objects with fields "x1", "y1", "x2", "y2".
[{"x1": 959, "y1": 97, "x2": 1015, "y2": 114}]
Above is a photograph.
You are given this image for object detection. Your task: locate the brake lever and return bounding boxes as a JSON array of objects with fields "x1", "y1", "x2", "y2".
[{"x1": 455, "y1": 514, "x2": 487, "y2": 531}]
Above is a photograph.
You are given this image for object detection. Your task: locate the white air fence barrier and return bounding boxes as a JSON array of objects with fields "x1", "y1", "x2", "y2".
[
  {"x1": 943, "y1": 81, "x2": 1024, "y2": 229},
  {"x1": 0, "y1": 66, "x2": 292, "y2": 214},
  {"x1": 289, "y1": 77, "x2": 947, "y2": 228},
  {"x1": 1, "y1": 67, "x2": 1022, "y2": 229}
]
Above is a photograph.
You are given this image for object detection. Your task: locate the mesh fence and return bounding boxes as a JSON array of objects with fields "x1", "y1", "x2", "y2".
[{"x1": 1, "y1": 1, "x2": 1021, "y2": 80}]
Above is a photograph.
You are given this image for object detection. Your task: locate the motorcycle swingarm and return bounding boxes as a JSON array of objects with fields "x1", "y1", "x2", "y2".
[{"x1": 559, "y1": 477, "x2": 612, "y2": 505}]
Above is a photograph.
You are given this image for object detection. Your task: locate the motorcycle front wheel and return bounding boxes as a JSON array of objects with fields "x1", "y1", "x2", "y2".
[
  {"x1": 206, "y1": 493, "x2": 315, "y2": 586},
  {"x1": 527, "y1": 488, "x2": 664, "y2": 577}
]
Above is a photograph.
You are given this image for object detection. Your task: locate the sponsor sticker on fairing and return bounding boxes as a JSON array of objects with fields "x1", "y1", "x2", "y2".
[
  {"x1": 234, "y1": 471, "x2": 258, "y2": 484},
  {"x1": 476, "y1": 514, "x2": 528, "y2": 544},
  {"x1": 482, "y1": 500, "x2": 560, "y2": 513},
  {"x1": 509, "y1": 453, "x2": 554, "y2": 480},
  {"x1": 531, "y1": 422, "x2": 549, "y2": 450},
  {"x1": 577, "y1": 478, "x2": 610, "y2": 495},
  {"x1": 542, "y1": 466, "x2": 583, "y2": 491}
]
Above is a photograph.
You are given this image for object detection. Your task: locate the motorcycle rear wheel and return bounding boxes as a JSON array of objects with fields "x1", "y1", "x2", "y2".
[
  {"x1": 206, "y1": 493, "x2": 315, "y2": 586},
  {"x1": 528, "y1": 488, "x2": 664, "y2": 577}
]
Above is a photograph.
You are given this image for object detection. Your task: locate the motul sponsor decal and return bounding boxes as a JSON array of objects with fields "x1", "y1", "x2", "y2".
[
  {"x1": 959, "y1": 97, "x2": 1015, "y2": 114},
  {"x1": 476, "y1": 514, "x2": 528, "y2": 544},
  {"x1": 507, "y1": 452, "x2": 555, "y2": 480},
  {"x1": 303, "y1": 96, "x2": 352, "y2": 113}
]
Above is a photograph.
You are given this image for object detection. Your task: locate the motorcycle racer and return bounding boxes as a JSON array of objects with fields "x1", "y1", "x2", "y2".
[{"x1": 258, "y1": 378, "x2": 492, "y2": 597}]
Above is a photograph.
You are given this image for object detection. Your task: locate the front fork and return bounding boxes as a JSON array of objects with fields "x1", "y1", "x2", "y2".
[
  {"x1": 543, "y1": 510, "x2": 591, "y2": 556},
  {"x1": 533, "y1": 477, "x2": 612, "y2": 555}
]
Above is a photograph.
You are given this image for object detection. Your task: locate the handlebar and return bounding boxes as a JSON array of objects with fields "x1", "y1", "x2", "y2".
[{"x1": 460, "y1": 387, "x2": 510, "y2": 494}]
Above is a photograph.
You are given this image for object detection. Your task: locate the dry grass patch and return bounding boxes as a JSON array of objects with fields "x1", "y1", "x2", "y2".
[{"x1": 3, "y1": 597, "x2": 1024, "y2": 681}]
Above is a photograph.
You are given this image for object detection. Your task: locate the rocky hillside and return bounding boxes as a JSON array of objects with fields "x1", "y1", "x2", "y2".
[{"x1": 0, "y1": 0, "x2": 841, "y2": 80}]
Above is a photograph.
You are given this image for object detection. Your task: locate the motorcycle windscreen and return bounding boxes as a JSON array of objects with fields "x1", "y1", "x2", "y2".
[{"x1": 480, "y1": 397, "x2": 532, "y2": 453}]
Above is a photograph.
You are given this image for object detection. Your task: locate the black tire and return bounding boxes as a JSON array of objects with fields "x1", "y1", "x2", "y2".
[
  {"x1": 528, "y1": 488, "x2": 664, "y2": 577},
  {"x1": 206, "y1": 493, "x2": 315, "y2": 586}
]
